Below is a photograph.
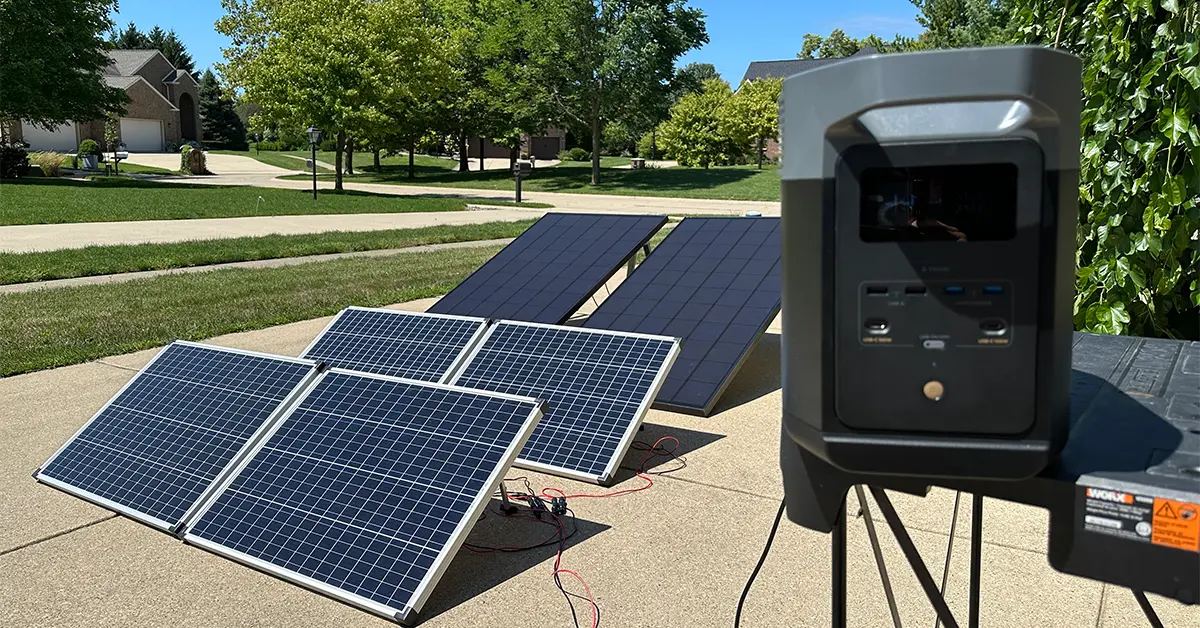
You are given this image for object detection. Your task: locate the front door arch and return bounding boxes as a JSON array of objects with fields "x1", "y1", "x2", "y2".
[{"x1": 179, "y1": 92, "x2": 197, "y2": 142}]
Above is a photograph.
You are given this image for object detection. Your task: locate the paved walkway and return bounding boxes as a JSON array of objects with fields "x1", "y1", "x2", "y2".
[
  {"x1": 0, "y1": 209, "x2": 535, "y2": 253},
  {"x1": 1, "y1": 297, "x2": 1192, "y2": 627},
  {"x1": 0, "y1": 238, "x2": 513, "y2": 294}
]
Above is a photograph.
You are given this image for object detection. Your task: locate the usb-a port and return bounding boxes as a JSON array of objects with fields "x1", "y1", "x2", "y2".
[
  {"x1": 866, "y1": 286, "x2": 889, "y2": 296},
  {"x1": 905, "y1": 285, "x2": 927, "y2": 296},
  {"x1": 983, "y1": 285, "x2": 1005, "y2": 295},
  {"x1": 943, "y1": 286, "x2": 965, "y2": 295}
]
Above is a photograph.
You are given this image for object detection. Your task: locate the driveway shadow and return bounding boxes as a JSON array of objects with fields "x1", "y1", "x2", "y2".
[{"x1": 709, "y1": 331, "x2": 781, "y2": 416}]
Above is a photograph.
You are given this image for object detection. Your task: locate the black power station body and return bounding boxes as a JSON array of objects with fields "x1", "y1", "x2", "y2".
[{"x1": 780, "y1": 47, "x2": 1081, "y2": 481}]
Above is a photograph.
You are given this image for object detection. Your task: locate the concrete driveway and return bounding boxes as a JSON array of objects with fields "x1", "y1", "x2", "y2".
[
  {"x1": 2, "y1": 285, "x2": 1196, "y2": 626},
  {"x1": 123, "y1": 151, "x2": 300, "y2": 175}
]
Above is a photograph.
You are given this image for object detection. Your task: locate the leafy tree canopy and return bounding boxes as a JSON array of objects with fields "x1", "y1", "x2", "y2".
[
  {"x1": 0, "y1": 0, "x2": 128, "y2": 132},
  {"x1": 798, "y1": 29, "x2": 912, "y2": 58},
  {"x1": 108, "y1": 23, "x2": 196, "y2": 74},
  {"x1": 673, "y1": 62, "x2": 721, "y2": 99},
  {"x1": 659, "y1": 78, "x2": 743, "y2": 168},
  {"x1": 911, "y1": 0, "x2": 1016, "y2": 48},
  {"x1": 718, "y1": 77, "x2": 782, "y2": 168}
]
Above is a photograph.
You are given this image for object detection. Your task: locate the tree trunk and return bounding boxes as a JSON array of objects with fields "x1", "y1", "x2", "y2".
[
  {"x1": 373, "y1": 147, "x2": 380, "y2": 170},
  {"x1": 334, "y1": 130, "x2": 345, "y2": 191},
  {"x1": 479, "y1": 138, "x2": 484, "y2": 171},
  {"x1": 757, "y1": 137, "x2": 764, "y2": 170},
  {"x1": 590, "y1": 99, "x2": 602, "y2": 185},
  {"x1": 458, "y1": 130, "x2": 468, "y2": 172},
  {"x1": 408, "y1": 136, "x2": 416, "y2": 179},
  {"x1": 345, "y1": 137, "x2": 355, "y2": 175},
  {"x1": 651, "y1": 129, "x2": 657, "y2": 161}
]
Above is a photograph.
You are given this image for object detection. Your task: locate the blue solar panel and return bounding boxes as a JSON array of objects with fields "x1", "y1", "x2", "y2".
[
  {"x1": 451, "y1": 322, "x2": 678, "y2": 483},
  {"x1": 584, "y1": 217, "x2": 782, "y2": 415},
  {"x1": 301, "y1": 307, "x2": 486, "y2": 383},
  {"x1": 37, "y1": 342, "x2": 317, "y2": 529},
  {"x1": 184, "y1": 370, "x2": 542, "y2": 623},
  {"x1": 428, "y1": 213, "x2": 667, "y2": 324}
]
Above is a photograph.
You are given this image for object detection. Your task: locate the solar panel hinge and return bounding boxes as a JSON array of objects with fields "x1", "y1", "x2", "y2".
[
  {"x1": 169, "y1": 522, "x2": 188, "y2": 538},
  {"x1": 31, "y1": 468, "x2": 41, "y2": 479},
  {"x1": 394, "y1": 607, "x2": 418, "y2": 626},
  {"x1": 314, "y1": 361, "x2": 330, "y2": 373}
]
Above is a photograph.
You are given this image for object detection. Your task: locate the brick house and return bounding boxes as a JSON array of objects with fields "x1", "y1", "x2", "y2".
[
  {"x1": 467, "y1": 128, "x2": 567, "y2": 160},
  {"x1": 739, "y1": 47, "x2": 878, "y2": 160},
  {"x1": 12, "y1": 50, "x2": 201, "y2": 152}
]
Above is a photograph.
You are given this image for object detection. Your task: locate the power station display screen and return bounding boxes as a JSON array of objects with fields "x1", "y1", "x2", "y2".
[{"x1": 859, "y1": 163, "x2": 1018, "y2": 242}]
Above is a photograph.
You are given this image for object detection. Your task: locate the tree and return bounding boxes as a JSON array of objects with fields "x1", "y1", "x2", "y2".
[
  {"x1": 514, "y1": 0, "x2": 708, "y2": 184},
  {"x1": 718, "y1": 77, "x2": 782, "y2": 169},
  {"x1": 797, "y1": 29, "x2": 913, "y2": 58},
  {"x1": 658, "y1": 78, "x2": 743, "y2": 168},
  {"x1": 199, "y1": 70, "x2": 248, "y2": 149},
  {"x1": 673, "y1": 62, "x2": 720, "y2": 99},
  {"x1": 911, "y1": 0, "x2": 1016, "y2": 49},
  {"x1": 1011, "y1": 0, "x2": 1198, "y2": 339},
  {"x1": 218, "y1": 0, "x2": 453, "y2": 191},
  {"x1": 0, "y1": 0, "x2": 128, "y2": 135},
  {"x1": 108, "y1": 24, "x2": 196, "y2": 73}
]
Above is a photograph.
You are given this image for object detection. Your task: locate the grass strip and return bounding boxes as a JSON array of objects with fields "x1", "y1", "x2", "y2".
[
  {"x1": 0, "y1": 243, "x2": 506, "y2": 377},
  {"x1": 0, "y1": 178, "x2": 467, "y2": 225},
  {"x1": 0, "y1": 220, "x2": 536, "y2": 285}
]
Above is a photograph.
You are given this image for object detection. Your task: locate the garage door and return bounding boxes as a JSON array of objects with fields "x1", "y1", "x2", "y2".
[
  {"x1": 120, "y1": 118, "x2": 164, "y2": 152},
  {"x1": 21, "y1": 121, "x2": 78, "y2": 151}
]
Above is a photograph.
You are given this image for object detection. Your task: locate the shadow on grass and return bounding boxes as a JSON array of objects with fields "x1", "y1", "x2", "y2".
[
  {"x1": 418, "y1": 499, "x2": 610, "y2": 621},
  {"x1": 0, "y1": 177, "x2": 239, "y2": 191}
]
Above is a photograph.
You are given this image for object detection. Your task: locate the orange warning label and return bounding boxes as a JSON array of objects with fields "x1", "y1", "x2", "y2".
[{"x1": 1151, "y1": 498, "x2": 1200, "y2": 552}]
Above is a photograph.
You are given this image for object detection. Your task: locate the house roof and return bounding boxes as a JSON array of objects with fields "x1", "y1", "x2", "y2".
[
  {"x1": 105, "y1": 50, "x2": 162, "y2": 77},
  {"x1": 103, "y1": 75, "x2": 140, "y2": 90},
  {"x1": 163, "y1": 69, "x2": 198, "y2": 86},
  {"x1": 739, "y1": 46, "x2": 879, "y2": 84}
]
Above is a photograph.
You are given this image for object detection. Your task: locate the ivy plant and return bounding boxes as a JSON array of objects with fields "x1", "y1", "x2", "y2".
[{"x1": 1012, "y1": 0, "x2": 1199, "y2": 338}]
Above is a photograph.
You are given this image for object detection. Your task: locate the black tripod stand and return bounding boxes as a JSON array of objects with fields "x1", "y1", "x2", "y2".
[{"x1": 828, "y1": 487, "x2": 1168, "y2": 628}]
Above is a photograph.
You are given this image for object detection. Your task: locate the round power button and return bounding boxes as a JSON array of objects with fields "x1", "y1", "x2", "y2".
[{"x1": 923, "y1": 380, "x2": 944, "y2": 401}]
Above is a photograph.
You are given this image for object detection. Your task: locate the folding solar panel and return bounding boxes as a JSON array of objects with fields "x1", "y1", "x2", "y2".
[
  {"x1": 584, "y1": 217, "x2": 782, "y2": 416},
  {"x1": 183, "y1": 370, "x2": 543, "y2": 624},
  {"x1": 450, "y1": 321, "x2": 679, "y2": 484},
  {"x1": 428, "y1": 213, "x2": 667, "y2": 324},
  {"x1": 301, "y1": 307, "x2": 487, "y2": 383},
  {"x1": 36, "y1": 342, "x2": 318, "y2": 530}
]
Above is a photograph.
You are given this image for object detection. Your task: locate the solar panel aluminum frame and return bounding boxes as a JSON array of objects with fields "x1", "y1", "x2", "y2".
[
  {"x1": 653, "y1": 301, "x2": 780, "y2": 417},
  {"x1": 34, "y1": 340, "x2": 321, "y2": 533},
  {"x1": 180, "y1": 368, "x2": 545, "y2": 625},
  {"x1": 299, "y1": 306, "x2": 490, "y2": 384},
  {"x1": 447, "y1": 320, "x2": 681, "y2": 486}
]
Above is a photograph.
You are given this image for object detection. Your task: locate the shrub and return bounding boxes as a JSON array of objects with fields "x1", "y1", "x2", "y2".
[
  {"x1": 30, "y1": 152, "x2": 66, "y2": 177},
  {"x1": 560, "y1": 147, "x2": 590, "y2": 162},
  {"x1": 77, "y1": 139, "x2": 102, "y2": 157},
  {"x1": 164, "y1": 141, "x2": 180, "y2": 153},
  {"x1": 601, "y1": 122, "x2": 635, "y2": 156},
  {"x1": 254, "y1": 141, "x2": 283, "y2": 151},
  {"x1": 1, "y1": 143, "x2": 30, "y2": 179},
  {"x1": 319, "y1": 138, "x2": 337, "y2": 152},
  {"x1": 636, "y1": 129, "x2": 664, "y2": 160}
]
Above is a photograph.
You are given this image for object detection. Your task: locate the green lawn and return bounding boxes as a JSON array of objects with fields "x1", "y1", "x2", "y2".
[
  {"x1": 0, "y1": 243, "x2": 505, "y2": 377},
  {"x1": 110, "y1": 162, "x2": 178, "y2": 175},
  {"x1": 0, "y1": 178, "x2": 471, "y2": 225},
  {"x1": 0, "y1": 220, "x2": 535, "y2": 285},
  {"x1": 286, "y1": 150, "x2": 459, "y2": 174},
  {"x1": 286, "y1": 162, "x2": 780, "y2": 201},
  {"x1": 209, "y1": 149, "x2": 328, "y2": 172}
]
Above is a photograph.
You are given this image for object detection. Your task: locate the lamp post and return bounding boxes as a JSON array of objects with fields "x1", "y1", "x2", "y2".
[{"x1": 306, "y1": 125, "x2": 322, "y2": 200}]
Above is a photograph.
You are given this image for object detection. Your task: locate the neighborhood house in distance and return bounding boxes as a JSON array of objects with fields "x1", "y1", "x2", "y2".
[{"x1": 11, "y1": 50, "x2": 200, "y2": 152}]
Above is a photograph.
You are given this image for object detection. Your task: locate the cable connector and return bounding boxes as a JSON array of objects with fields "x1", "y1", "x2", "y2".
[
  {"x1": 528, "y1": 495, "x2": 549, "y2": 518},
  {"x1": 551, "y1": 496, "x2": 567, "y2": 516}
]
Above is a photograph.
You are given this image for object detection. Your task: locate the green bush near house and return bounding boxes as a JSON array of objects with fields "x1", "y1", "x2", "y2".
[
  {"x1": 559, "y1": 147, "x2": 590, "y2": 162},
  {"x1": 0, "y1": 144, "x2": 29, "y2": 179},
  {"x1": 76, "y1": 139, "x2": 101, "y2": 157}
]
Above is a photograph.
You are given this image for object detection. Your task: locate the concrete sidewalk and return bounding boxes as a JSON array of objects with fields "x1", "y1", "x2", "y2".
[
  {"x1": 1, "y1": 289, "x2": 1193, "y2": 626},
  {"x1": 0, "y1": 209, "x2": 535, "y2": 254}
]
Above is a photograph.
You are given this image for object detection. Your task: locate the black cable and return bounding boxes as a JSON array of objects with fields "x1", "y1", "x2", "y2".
[{"x1": 735, "y1": 499, "x2": 786, "y2": 628}]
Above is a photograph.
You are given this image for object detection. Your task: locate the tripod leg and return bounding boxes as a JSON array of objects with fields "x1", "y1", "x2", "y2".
[
  {"x1": 969, "y1": 494, "x2": 983, "y2": 628},
  {"x1": 936, "y1": 492, "x2": 963, "y2": 628},
  {"x1": 870, "y1": 487, "x2": 961, "y2": 628},
  {"x1": 832, "y1": 499, "x2": 847, "y2": 628},
  {"x1": 855, "y1": 486, "x2": 903, "y2": 628},
  {"x1": 1132, "y1": 590, "x2": 1166, "y2": 628}
]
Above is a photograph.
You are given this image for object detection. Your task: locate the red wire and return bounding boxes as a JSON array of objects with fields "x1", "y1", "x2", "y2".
[
  {"x1": 553, "y1": 568, "x2": 599, "y2": 628},
  {"x1": 539, "y1": 436, "x2": 680, "y2": 501}
]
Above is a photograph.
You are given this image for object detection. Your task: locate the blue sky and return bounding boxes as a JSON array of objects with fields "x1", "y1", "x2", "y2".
[{"x1": 108, "y1": 0, "x2": 925, "y2": 82}]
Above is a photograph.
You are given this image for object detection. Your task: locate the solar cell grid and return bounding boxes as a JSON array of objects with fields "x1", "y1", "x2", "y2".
[
  {"x1": 301, "y1": 307, "x2": 486, "y2": 383},
  {"x1": 185, "y1": 370, "x2": 542, "y2": 623},
  {"x1": 37, "y1": 342, "x2": 316, "y2": 529},
  {"x1": 452, "y1": 322, "x2": 678, "y2": 483},
  {"x1": 584, "y1": 217, "x2": 782, "y2": 415},
  {"x1": 428, "y1": 213, "x2": 667, "y2": 323}
]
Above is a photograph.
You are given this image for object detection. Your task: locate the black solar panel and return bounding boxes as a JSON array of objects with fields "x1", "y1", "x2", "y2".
[
  {"x1": 184, "y1": 370, "x2": 542, "y2": 624},
  {"x1": 301, "y1": 307, "x2": 486, "y2": 382},
  {"x1": 584, "y1": 217, "x2": 781, "y2": 415},
  {"x1": 428, "y1": 213, "x2": 667, "y2": 324},
  {"x1": 36, "y1": 342, "x2": 317, "y2": 530},
  {"x1": 451, "y1": 321, "x2": 678, "y2": 483}
]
